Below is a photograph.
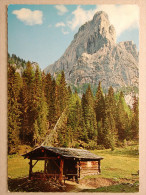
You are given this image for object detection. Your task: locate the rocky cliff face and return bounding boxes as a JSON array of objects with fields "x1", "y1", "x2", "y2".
[{"x1": 44, "y1": 11, "x2": 138, "y2": 91}]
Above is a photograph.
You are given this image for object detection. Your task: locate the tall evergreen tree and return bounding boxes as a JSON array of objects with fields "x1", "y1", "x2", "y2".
[
  {"x1": 44, "y1": 73, "x2": 52, "y2": 108},
  {"x1": 131, "y1": 96, "x2": 139, "y2": 140},
  {"x1": 67, "y1": 92, "x2": 82, "y2": 142},
  {"x1": 20, "y1": 62, "x2": 35, "y2": 144},
  {"x1": 59, "y1": 71, "x2": 68, "y2": 113},
  {"x1": 95, "y1": 81, "x2": 105, "y2": 122},
  {"x1": 8, "y1": 65, "x2": 22, "y2": 153},
  {"x1": 95, "y1": 82, "x2": 105, "y2": 145},
  {"x1": 82, "y1": 85, "x2": 97, "y2": 140},
  {"x1": 116, "y1": 92, "x2": 128, "y2": 141},
  {"x1": 102, "y1": 91, "x2": 117, "y2": 150},
  {"x1": 31, "y1": 66, "x2": 48, "y2": 144}
]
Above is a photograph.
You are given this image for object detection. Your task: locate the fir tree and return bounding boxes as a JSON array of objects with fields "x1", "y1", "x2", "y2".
[
  {"x1": 116, "y1": 92, "x2": 128, "y2": 141},
  {"x1": 131, "y1": 96, "x2": 139, "y2": 140},
  {"x1": 20, "y1": 62, "x2": 35, "y2": 144},
  {"x1": 95, "y1": 81, "x2": 105, "y2": 122},
  {"x1": 95, "y1": 82, "x2": 105, "y2": 145},
  {"x1": 102, "y1": 93, "x2": 117, "y2": 150},
  {"x1": 59, "y1": 71, "x2": 68, "y2": 113},
  {"x1": 82, "y1": 85, "x2": 97, "y2": 140},
  {"x1": 8, "y1": 65, "x2": 22, "y2": 153}
]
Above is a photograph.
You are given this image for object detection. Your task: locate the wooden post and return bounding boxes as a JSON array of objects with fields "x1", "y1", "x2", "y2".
[
  {"x1": 79, "y1": 161, "x2": 81, "y2": 178},
  {"x1": 59, "y1": 159, "x2": 64, "y2": 183},
  {"x1": 76, "y1": 161, "x2": 79, "y2": 183},
  {"x1": 44, "y1": 150, "x2": 47, "y2": 174},
  {"x1": 44, "y1": 160, "x2": 47, "y2": 173},
  {"x1": 29, "y1": 159, "x2": 32, "y2": 180},
  {"x1": 98, "y1": 160, "x2": 101, "y2": 173}
]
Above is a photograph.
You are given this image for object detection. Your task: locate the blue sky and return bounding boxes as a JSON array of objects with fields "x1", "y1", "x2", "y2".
[{"x1": 8, "y1": 4, "x2": 139, "y2": 70}]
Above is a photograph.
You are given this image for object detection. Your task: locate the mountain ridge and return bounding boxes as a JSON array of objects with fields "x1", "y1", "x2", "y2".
[{"x1": 44, "y1": 11, "x2": 138, "y2": 91}]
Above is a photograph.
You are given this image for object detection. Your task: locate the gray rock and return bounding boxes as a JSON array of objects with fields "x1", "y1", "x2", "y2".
[{"x1": 44, "y1": 11, "x2": 138, "y2": 91}]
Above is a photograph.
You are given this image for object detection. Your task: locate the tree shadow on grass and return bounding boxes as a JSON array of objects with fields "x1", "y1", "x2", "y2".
[{"x1": 8, "y1": 177, "x2": 66, "y2": 192}]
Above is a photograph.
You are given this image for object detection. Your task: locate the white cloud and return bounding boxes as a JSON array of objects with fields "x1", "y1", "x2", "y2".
[
  {"x1": 96, "y1": 5, "x2": 139, "y2": 37},
  {"x1": 55, "y1": 22, "x2": 69, "y2": 35},
  {"x1": 12, "y1": 8, "x2": 43, "y2": 25},
  {"x1": 67, "y1": 5, "x2": 139, "y2": 37},
  {"x1": 67, "y1": 6, "x2": 95, "y2": 31},
  {"x1": 55, "y1": 22, "x2": 66, "y2": 27},
  {"x1": 62, "y1": 29, "x2": 69, "y2": 35},
  {"x1": 55, "y1": 5, "x2": 68, "y2": 15}
]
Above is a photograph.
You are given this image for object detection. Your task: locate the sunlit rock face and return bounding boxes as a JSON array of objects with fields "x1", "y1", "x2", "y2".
[{"x1": 44, "y1": 11, "x2": 138, "y2": 91}]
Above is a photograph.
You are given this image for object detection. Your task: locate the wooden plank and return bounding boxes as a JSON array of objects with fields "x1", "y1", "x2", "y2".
[
  {"x1": 59, "y1": 159, "x2": 64, "y2": 183},
  {"x1": 81, "y1": 168, "x2": 98, "y2": 171},
  {"x1": 45, "y1": 174, "x2": 60, "y2": 176},
  {"x1": 44, "y1": 160, "x2": 47, "y2": 173},
  {"x1": 32, "y1": 160, "x2": 38, "y2": 168},
  {"x1": 98, "y1": 160, "x2": 101, "y2": 173},
  {"x1": 66, "y1": 174, "x2": 78, "y2": 176},
  {"x1": 81, "y1": 166, "x2": 98, "y2": 168},
  {"x1": 31, "y1": 157, "x2": 58, "y2": 160},
  {"x1": 29, "y1": 159, "x2": 32, "y2": 180},
  {"x1": 79, "y1": 161, "x2": 80, "y2": 178}
]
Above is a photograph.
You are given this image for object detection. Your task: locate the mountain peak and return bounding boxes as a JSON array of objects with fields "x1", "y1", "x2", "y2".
[
  {"x1": 93, "y1": 11, "x2": 109, "y2": 21},
  {"x1": 44, "y1": 11, "x2": 138, "y2": 92},
  {"x1": 74, "y1": 11, "x2": 116, "y2": 51}
]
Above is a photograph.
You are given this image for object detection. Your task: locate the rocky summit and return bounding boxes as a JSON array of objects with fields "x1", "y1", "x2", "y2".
[{"x1": 44, "y1": 11, "x2": 138, "y2": 92}]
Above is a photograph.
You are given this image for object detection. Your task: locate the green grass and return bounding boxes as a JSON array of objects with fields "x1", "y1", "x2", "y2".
[
  {"x1": 82, "y1": 181, "x2": 139, "y2": 192},
  {"x1": 8, "y1": 155, "x2": 44, "y2": 179},
  {"x1": 88, "y1": 145, "x2": 139, "y2": 180}
]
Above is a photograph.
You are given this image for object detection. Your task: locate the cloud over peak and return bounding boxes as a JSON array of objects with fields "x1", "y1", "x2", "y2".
[
  {"x1": 67, "y1": 5, "x2": 139, "y2": 38},
  {"x1": 97, "y1": 5, "x2": 139, "y2": 37},
  {"x1": 55, "y1": 5, "x2": 68, "y2": 15},
  {"x1": 12, "y1": 8, "x2": 43, "y2": 26},
  {"x1": 55, "y1": 22, "x2": 65, "y2": 27}
]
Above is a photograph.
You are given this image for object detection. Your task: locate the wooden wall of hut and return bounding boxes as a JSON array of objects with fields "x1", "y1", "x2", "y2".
[
  {"x1": 46, "y1": 159, "x2": 60, "y2": 174},
  {"x1": 80, "y1": 161, "x2": 100, "y2": 178}
]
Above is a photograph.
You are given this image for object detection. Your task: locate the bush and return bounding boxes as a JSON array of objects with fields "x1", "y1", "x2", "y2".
[
  {"x1": 17, "y1": 145, "x2": 32, "y2": 155},
  {"x1": 86, "y1": 140, "x2": 97, "y2": 150},
  {"x1": 75, "y1": 143, "x2": 80, "y2": 148},
  {"x1": 96, "y1": 145, "x2": 105, "y2": 150}
]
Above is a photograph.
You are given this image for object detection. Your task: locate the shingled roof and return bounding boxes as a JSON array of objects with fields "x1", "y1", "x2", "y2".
[{"x1": 22, "y1": 146, "x2": 103, "y2": 161}]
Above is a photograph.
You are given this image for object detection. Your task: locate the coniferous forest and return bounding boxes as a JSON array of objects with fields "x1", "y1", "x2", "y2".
[{"x1": 8, "y1": 54, "x2": 139, "y2": 154}]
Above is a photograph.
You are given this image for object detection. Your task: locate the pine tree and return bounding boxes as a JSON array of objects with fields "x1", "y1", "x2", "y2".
[
  {"x1": 116, "y1": 92, "x2": 128, "y2": 141},
  {"x1": 33, "y1": 120, "x2": 39, "y2": 145},
  {"x1": 8, "y1": 65, "x2": 22, "y2": 153},
  {"x1": 95, "y1": 82, "x2": 105, "y2": 145},
  {"x1": 95, "y1": 81, "x2": 105, "y2": 122},
  {"x1": 37, "y1": 90, "x2": 48, "y2": 141},
  {"x1": 44, "y1": 73, "x2": 52, "y2": 113},
  {"x1": 59, "y1": 71, "x2": 68, "y2": 113},
  {"x1": 107, "y1": 86, "x2": 117, "y2": 120},
  {"x1": 67, "y1": 92, "x2": 82, "y2": 143},
  {"x1": 82, "y1": 85, "x2": 97, "y2": 141},
  {"x1": 32, "y1": 67, "x2": 48, "y2": 144},
  {"x1": 131, "y1": 96, "x2": 139, "y2": 140},
  {"x1": 49, "y1": 79, "x2": 57, "y2": 127},
  {"x1": 102, "y1": 93, "x2": 117, "y2": 150},
  {"x1": 102, "y1": 113, "x2": 117, "y2": 150},
  {"x1": 20, "y1": 62, "x2": 35, "y2": 144}
]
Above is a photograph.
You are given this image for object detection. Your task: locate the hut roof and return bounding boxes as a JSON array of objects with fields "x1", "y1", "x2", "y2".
[{"x1": 22, "y1": 146, "x2": 103, "y2": 161}]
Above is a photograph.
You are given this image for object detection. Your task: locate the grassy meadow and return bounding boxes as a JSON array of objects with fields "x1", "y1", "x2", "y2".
[
  {"x1": 91, "y1": 145, "x2": 139, "y2": 180},
  {"x1": 8, "y1": 144, "x2": 139, "y2": 192}
]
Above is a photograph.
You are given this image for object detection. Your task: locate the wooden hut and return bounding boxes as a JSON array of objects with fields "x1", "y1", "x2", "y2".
[{"x1": 22, "y1": 146, "x2": 103, "y2": 183}]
